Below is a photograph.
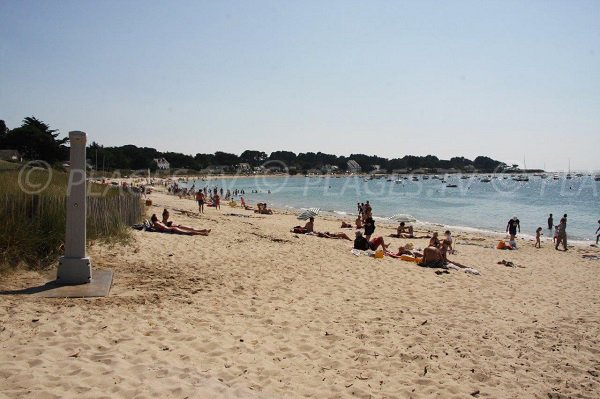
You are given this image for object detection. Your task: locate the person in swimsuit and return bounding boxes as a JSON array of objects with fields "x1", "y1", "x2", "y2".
[
  {"x1": 355, "y1": 216, "x2": 363, "y2": 229},
  {"x1": 196, "y1": 191, "x2": 205, "y2": 213},
  {"x1": 596, "y1": 220, "x2": 600, "y2": 245},
  {"x1": 291, "y1": 217, "x2": 314, "y2": 234},
  {"x1": 439, "y1": 230, "x2": 453, "y2": 260},
  {"x1": 396, "y1": 222, "x2": 414, "y2": 238},
  {"x1": 150, "y1": 214, "x2": 210, "y2": 236},
  {"x1": 428, "y1": 232, "x2": 440, "y2": 248},
  {"x1": 363, "y1": 215, "x2": 375, "y2": 240}
]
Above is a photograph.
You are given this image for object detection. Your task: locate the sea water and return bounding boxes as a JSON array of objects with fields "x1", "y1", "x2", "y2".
[{"x1": 185, "y1": 175, "x2": 600, "y2": 242}]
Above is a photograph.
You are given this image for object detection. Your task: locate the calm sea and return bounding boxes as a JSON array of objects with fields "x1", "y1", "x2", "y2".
[{"x1": 185, "y1": 175, "x2": 600, "y2": 242}]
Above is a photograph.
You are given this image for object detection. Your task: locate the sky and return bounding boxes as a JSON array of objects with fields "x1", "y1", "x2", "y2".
[{"x1": 1, "y1": 0, "x2": 599, "y2": 171}]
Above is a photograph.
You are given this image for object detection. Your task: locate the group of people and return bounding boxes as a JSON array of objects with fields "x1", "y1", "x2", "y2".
[
  {"x1": 293, "y1": 204, "x2": 460, "y2": 269},
  {"x1": 506, "y1": 213, "x2": 570, "y2": 251}
]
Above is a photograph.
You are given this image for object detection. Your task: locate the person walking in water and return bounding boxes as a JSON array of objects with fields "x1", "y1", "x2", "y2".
[
  {"x1": 547, "y1": 213, "x2": 553, "y2": 230},
  {"x1": 555, "y1": 216, "x2": 568, "y2": 251}
]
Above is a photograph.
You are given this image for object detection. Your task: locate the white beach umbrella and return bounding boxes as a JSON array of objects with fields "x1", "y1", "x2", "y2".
[
  {"x1": 388, "y1": 214, "x2": 417, "y2": 223},
  {"x1": 297, "y1": 208, "x2": 320, "y2": 220}
]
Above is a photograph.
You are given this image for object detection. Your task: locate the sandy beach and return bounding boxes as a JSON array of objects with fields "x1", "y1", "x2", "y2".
[{"x1": 1, "y1": 187, "x2": 599, "y2": 399}]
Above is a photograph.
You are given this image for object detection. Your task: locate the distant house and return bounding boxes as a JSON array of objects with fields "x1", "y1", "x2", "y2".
[
  {"x1": 347, "y1": 160, "x2": 361, "y2": 173},
  {"x1": 237, "y1": 163, "x2": 252, "y2": 173},
  {"x1": 322, "y1": 164, "x2": 339, "y2": 173},
  {"x1": 0, "y1": 149, "x2": 21, "y2": 162},
  {"x1": 152, "y1": 158, "x2": 170, "y2": 170}
]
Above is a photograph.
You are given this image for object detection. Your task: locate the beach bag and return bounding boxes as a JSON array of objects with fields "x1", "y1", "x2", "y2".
[
  {"x1": 374, "y1": 250, "x2": 384, "y2": 259},
  {"x1": 496, "y1": 240, "x2": 506, "y2": 250}
]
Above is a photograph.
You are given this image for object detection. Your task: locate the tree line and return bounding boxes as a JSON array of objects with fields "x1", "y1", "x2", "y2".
[{"x1": 1, "y1": 116, "x2": 506, "y2": 173}]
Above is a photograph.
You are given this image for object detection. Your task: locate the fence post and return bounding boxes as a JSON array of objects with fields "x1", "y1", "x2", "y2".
[{"x1": 57, "y1": 131, "x2": 92, "y2": 284}]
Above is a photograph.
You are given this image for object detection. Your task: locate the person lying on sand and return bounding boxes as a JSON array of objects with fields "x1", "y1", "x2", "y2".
[
  {"x1": 291, "y1": 217, "x2": 314, "y2": 234},
  {"x1": 150, "y1": 214, "x2": 211, "y2": 236},
  {"x1": 353, "y1": 231, "x2": 389, "y2": 251},
  {"x1": 340, "y1": 221, "x2": 353, "y2": 228},
  {"x1": 310, "y1": 231, "x2": 352, "y2": 241},
  {"x1": 387, "y1": 243, "x2": 423, "y2": 258},
  {"x1": 240, "y1": 197, "x2": 254, "y2": 210}
]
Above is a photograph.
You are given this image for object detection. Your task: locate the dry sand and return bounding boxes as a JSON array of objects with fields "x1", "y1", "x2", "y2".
[{"x1": 1, "y1": 187, "x2": 599, "y2": 398}]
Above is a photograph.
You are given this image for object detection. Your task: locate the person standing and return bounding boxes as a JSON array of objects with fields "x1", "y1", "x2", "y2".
[
  {"x1": 547, "y1": 213, "x2": 553, "y2": 230},
  {"x1": 506, "y1": 216, "x2": 520, "y2": 242},
  {"x1": 563, "y1": 213, "x2": 568, "y2": 227},
  {"x1": 196, "y1": 190, "x2": 205, "y2": 213},
  {"x1": 364, "y1": 214, "x2": 376, "y2": 240},
  {"x1": 555, "y1": 217, "x2": 567, "y2": 251},
  {"x1": 535, "y1": 227, "x2": 543, "y2": 248},
  {"x1": 595, "y1": 219, "x2": 600, "y2": 245}
]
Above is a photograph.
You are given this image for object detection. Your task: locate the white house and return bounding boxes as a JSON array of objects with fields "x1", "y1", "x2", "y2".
[
  {"x1": 237, "y1": 163, "x2": 252, "y2": 173},
  {"x1": 153, "y1": 158, "x2": 170, "y2": 170}
]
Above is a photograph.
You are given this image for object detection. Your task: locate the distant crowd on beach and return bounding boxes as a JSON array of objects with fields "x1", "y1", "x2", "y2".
[
  {"x1": 134, "y1": 177, "x2": 600, "y2": 249},
  {"x1": 289, "y1": 199, "x2": 463, "y2": 270},
  {"x1": 498, "y1": 212, "x2": 600, "y2": 250}
]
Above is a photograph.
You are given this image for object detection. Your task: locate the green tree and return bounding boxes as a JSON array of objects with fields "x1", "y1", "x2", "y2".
[
  {"x1": 0, "y1": 116, "x2": 68, "y2": 163},
  {"x1": 0, "y1": 120, "x2": 8, "y2": 139},
  {"x1": 239, "y1": 150, "x2": 267, "y2": 167},
  {"x1": 213, "y1": 151, "x2": 239, "y2": 166}
]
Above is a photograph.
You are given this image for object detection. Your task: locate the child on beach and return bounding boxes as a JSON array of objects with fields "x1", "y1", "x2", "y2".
[
  {"x1": 553, "y1": 225, "x2": 559, "y2": 244},
  {"x1": 535, "y1": 227, "x2": 542, "y2": 248}
]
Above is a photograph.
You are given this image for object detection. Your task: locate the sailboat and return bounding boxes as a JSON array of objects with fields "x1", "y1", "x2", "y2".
[
  {"x1": 566, "y1": 159, "x2": 572, "y2": 180},
  {"x1": 513, "y1": 156, "x2": 529, "y2": 181}
]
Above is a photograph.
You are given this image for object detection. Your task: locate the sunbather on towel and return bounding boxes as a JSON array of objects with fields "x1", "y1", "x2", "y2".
[
  {"x1": 388, "y1": 243, "x2": 423, "y2": 258},
  {"x1": 150, "y1": 214, "x2": 210, "y2": 236},
  {"x1": 312, "y1": 231, "x2": 352, "y2": 241}
]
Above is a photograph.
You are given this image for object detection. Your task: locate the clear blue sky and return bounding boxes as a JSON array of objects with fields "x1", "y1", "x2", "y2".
[{"x1": 1, "y1": 0, "x2": 599, "y2": 171}]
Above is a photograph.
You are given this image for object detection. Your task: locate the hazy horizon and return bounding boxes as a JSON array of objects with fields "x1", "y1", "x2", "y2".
[{"x1": 1, "y1": 0, "x2": 598, "y2": 171}]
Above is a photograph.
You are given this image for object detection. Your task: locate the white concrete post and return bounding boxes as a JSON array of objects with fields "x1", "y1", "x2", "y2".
[{"x1": 57, "y1": 131, "x2": 92, "y2": 284}]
